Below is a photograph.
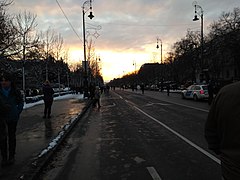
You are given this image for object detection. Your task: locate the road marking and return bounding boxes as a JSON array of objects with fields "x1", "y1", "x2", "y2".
[
  {"x1": 145, "y1": 102, "x2": 171, "y2": 106},
  {"x1": 116, "y1": 90, "x2": 208, "y2": 113},
  {"x1": 134, "y1": 105, "x2": 221, "y2": 165},
  {"x1": 147, "y1": 167, "x2": 162, "y2": 180},
  {"x1": 168, "y1": 101, "x2": 209, "y2": 112},
  {"x1": 104, "y1": 103, "x2": 116, "y2": 108}
]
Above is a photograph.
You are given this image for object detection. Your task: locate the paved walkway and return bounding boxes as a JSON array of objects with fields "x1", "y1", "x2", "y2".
[{"x1": 0, "y1": 96, "x2": 88, "y2": 180}]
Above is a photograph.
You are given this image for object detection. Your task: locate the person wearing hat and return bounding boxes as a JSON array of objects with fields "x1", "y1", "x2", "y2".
[{"x1": 0, "y1": 72, "x2": 24, "y2": 167}]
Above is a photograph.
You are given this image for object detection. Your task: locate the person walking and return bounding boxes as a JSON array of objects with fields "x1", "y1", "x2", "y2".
[
  {"x1": 205, "y1": 81, "x2": 240, "y2": 180},
  {"x1": 89, "y1": 83, "x2": 96, "y2": 100},
  {"x1": 208, "y1": 80, "x2": 214, "y2": 105},
  {"x1": 166, "y1": 84, "x2": 170, "y2": 96},
  {"x1": 140, "y1": 83, "x2": 145, "y2": 94},
  {"x1": 0, "y1": 72, "x2": 24, "y2": 167},
  {"x1": 93, "y1": 86, "x2": 101, "y2": 108},
  {"x1": 42, "y1": 80, "x2": 54, "y2": 118}
]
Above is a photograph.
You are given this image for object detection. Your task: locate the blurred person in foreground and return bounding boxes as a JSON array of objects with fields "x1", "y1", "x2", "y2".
[
  {"x1": 42, "y1": 80, "x2": 54, "y2": 118},
  {"x1": 0, "y1": 72, "x2": 23, "y2": 167},
  {"x1": 205, "y1": 81, "x2": 240, "y2": 180}
]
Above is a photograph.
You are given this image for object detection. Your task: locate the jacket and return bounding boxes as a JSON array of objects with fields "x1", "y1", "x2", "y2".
[
  {"x1": 205, "y1": 81, "x2": 240, "y2": 179},
  {"x1": 42, "y1": 84, "x2": 54, "y2": 102},
  {"x1": 0, "y1": 88, "x2": 24, "y2": 122}
]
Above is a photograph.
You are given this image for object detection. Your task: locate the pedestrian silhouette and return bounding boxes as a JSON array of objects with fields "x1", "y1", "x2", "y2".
[
  {"x1": 205, "y1": 81, "x2": 240, "y2": 179},
  {"x1": 89, "y1": 83, "x2": 95, "y2": 100},
  {"x1": 93, "y1": 86, "x2": 101, "y2": 108},
  {"x1": 167, "y1": 84, "x2": 170, "y2": 96},
  {"x1": 42, "y1": 80, "x2": 54, "y2": 118},
  {"x1": 140, "y1": 83, "x2": 145, "y2": 94},
  {"x1": 0, "y1": 72, "x2": 24, "y2": 167}
]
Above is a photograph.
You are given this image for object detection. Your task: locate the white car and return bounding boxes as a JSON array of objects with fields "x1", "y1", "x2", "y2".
[{"x1": 181, "y1": 84, "x2": 209, "y2": 101}]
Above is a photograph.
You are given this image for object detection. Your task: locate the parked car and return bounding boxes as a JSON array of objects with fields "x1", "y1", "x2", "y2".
[
  {"x1": 181, "y1": 84, "x2": 209, "y2": 101},
  {"x1": 150, "y1": 84, "x2": 159, "y2": 91}
]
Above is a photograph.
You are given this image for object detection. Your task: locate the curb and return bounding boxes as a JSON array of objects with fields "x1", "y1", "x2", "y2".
[{"x1": 18, "y1": 99, "x2": 93, "y2": 180}]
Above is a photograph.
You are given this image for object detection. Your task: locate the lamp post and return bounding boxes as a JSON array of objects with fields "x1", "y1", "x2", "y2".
[
  {"x1": 192, "y1": 1, "x2": 204, "y2": 81},
  {"x1": 82, "y1": 0, "x2": 94, "y2": 98},
  {"x1": 95, "y1": 56, "x2": 100, "y2": 85},
  {"x1": 22, "y1": 36, "x2": 26, "y2": 102},
  {"x1": 133, "y1": 60, "x2": 137, "y2": 74},
  {"x1": 156, "y1": 37, "x2": 162, "y2": 64}
]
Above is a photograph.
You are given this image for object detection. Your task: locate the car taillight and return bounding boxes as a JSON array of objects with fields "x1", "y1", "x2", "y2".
[{"x1": 200, "y1": 90, "x2": 204, "y2": 94}]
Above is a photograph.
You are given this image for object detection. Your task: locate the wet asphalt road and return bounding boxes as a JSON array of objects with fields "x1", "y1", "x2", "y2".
[
  {"x1": 0, "y1": 96, "x2": 86, "y2": 180},
  {"x1": 40, "y1": 90, "x2": 221, "y2": 180}
]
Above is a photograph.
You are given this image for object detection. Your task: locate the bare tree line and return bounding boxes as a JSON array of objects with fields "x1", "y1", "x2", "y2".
[
  {"x1": 0, "y1": 0, "x2": 102, "y2": 91},
  {"x1": 110, "y1": 7, "x2": 240, "y2": 88}
]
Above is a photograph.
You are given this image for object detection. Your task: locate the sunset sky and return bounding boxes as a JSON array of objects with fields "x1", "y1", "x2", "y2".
[{"x1": 9, "y1": 0, "x2": 239, "y2": 82}]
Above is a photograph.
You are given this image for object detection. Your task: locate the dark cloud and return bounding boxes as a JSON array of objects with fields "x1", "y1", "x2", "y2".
[{"x1": 10, "y1": 0, "x2": 239, "y2": 51}]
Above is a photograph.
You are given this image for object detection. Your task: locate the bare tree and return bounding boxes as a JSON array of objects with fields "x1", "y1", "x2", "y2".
[
  {"x1": 53, "y1": 33, "x2": 64, "y2": 93},
  {"x1": 86, "y1": 37, "x2": 98, "y2": 84},
  {"x1": 209, "y1": 7, "x2": 240, "y2": 37},
  {"x1": 208, "y1": 7, "x2": 240, "y2": 80},
  {"x1": 63, "y1": 48, "x2": 70, "y2": 88},
  {"x1": 170, "y1": 30, "x2": 200, "y2": 83},
  {"x1": 14, "y1": 11, "x2": 38, "y2": 59},
  {"x1": 13, "y1": 10, "x2": 38, "y2": 100},
  {"x1": 0, "y1": 0, "x2": 17, "y2": 58},
  {"x1": 40, "y1": 27, "x2": 56, "y2": 80},
  {"x1": 53, "y1": 33, "x2": 64, "y2": 61}
]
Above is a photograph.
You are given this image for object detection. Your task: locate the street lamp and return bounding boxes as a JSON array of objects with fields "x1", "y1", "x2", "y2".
[
  {"x1": 133, "y1": 60, "x2": 137, "y2": 74},
  {"x1": 192, "y1": 1, "x2": 204, "y2": 81},
  {"x1": 82, "y1": 0, "x2": 94, "y2": 98},
  {"x1": 156, "y1": 37, "x2": 162, "y2": 64},
  {"x1": 95, "y1": 56, "x2": 101, "y2": 85}
]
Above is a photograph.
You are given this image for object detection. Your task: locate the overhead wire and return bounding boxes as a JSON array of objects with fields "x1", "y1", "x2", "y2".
[
  {"x1": 101, "y1": 22, "x2": 195, "y2": 28},
  {"x1": 55, "y1": 0, "x2": 82, "y2": 42}
]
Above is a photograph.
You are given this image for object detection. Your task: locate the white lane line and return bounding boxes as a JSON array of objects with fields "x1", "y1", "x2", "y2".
[
  {"x1": 147, "y1": 167, "x2": 162, "y2": 180},
  {"x1": 134, "y1": 105, "x2": 221, "y2": 165},
  {"x1": 116, "y1": 91, "x2": 208, "y2": 113},
  {"x1": 104, "y1": 103, "x2": 116, "y2": 108},
  {"x1": 144, "y1": 102, "x2": 171, "y2": 107},
  {"x1": 169, "y1": 101, "x2": 209, "y2": 113}
]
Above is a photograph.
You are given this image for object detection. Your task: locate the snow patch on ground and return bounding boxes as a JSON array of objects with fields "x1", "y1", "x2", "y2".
[{"x1": 24, "y1": 93, "x2": 84, "y2": 159}]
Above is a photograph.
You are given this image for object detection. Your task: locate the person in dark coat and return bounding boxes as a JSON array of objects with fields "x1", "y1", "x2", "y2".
[
  {"x1": 42, "y1": 80, "x2": 54, "y2": 118},
  {"x1": 166, "y1": 84, "x2": 170, "y2": 96},
  {"x1": 140, "y1": 83, "x2": 145, "y2": 94},
  {"x1": 89, "y1": 83, "x2": 96, "y2": 100},
  {"x1": 0, "y1": 72, "x2": 24, "y2": 167},
  {"x1": 205, "y1": 81, "x2": 240, "y2": 179},
  {"x1": 93, "y1": 86, "x2": 101, "y2": 108}
]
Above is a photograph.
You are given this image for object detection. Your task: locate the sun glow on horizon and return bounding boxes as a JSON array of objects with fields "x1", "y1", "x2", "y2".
[
  {"x1": 69, "y1": 48, "x2": 83, "y2": 65},
  {"x1": 97, "y1": 50, "x2": 152, "y2": 82},
  {"x1": 68, "y1": 45, "x2": 168, "y2": 82}
]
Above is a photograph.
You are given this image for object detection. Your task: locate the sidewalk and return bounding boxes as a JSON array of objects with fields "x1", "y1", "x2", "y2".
[{"x1": 0, "y1": 94, "x2": 91, "y2": 180}]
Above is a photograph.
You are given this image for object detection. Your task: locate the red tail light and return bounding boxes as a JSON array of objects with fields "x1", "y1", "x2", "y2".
[{"x1": 200, "y1": 90, "x2": 204, "y2": 94}]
